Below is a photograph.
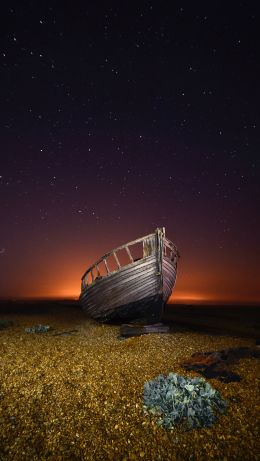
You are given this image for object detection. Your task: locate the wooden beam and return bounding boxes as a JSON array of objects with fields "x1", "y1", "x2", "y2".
[
  {"x1": 126, "y1": 246, "x2": 134, "y2": 263},
  {"x1": 104, "y1": 258, "x2": 110, "y2": 274},
  {"x1": 113, "y1": 252, "x2": 121, "y2": 269}
]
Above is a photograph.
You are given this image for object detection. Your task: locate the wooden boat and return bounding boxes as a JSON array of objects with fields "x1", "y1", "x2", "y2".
[{"x1": 79, "y1": 228, "x2": 179, "y2": 323}]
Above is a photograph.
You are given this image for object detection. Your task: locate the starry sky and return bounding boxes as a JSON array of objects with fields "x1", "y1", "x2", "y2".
[{"x1": 0, "y1": 2, "x2": 259, "y2": 303}]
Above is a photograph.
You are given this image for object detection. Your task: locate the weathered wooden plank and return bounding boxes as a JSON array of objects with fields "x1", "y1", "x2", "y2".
[
  {"x1": 84, "y1": 276, "x2": 159, "y2": 309},
  {"x1": 104, "y1": 258, "x2": 110, "y2": 274},
  {"x1": 113, "y1": 252, "x2": 121, "y2": 268},
  {"x1": 125, "y1": 246, "x2": 134, "y2": 263},
  {"x1": 120, "y1": 323, "x2": 170, "y2": 337},
  {"x1": 82, "y1": 259, "x2": 158, "y2": 294},
  {"x1": 82, "y1": 277, "x2": 159, "y2": 315},
  {"x1": 82, "y1": 256, "x2": 157, "y2": 293}
]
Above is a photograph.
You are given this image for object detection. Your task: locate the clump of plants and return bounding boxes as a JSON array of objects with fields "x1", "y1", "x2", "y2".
[
  {"x1": 25, "y1": 324, "x2": 50, "y2": 333},
  {"x1": 143, "y1": 372, "x2": 227, "y2": 430}
]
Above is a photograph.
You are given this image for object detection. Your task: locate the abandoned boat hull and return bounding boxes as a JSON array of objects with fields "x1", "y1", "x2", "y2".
[
  {"x1": 80, "y1": 293, "x2": 164, "y2": 323},
  {"x1": 79, "y1": 228, "x2": 178, "y2": 323}
]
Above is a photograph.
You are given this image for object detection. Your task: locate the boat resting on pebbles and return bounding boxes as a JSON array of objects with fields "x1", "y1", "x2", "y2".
[{"x1": 79, "y1": 228, "x2": 179, "y2": 323}]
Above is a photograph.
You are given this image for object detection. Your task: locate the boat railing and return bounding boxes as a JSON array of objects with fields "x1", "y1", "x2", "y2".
[
  {"x1": 81, "y1": 231, "x2": 179, "y2": 289},
  {"x1": 81, "y1": 232, "x2": 156, "y2": 288},
  {"x1": 163, "y1": 237, "x2": 179, "y2": 262}
]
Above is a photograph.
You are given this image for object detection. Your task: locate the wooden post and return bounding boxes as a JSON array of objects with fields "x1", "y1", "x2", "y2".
[
  {"x1": 104, "y1": 258, "x2": 110, "y2": 274},
  {"x1": 113, "y1": 252, "x2": 121, "y2": 269},
  {"x1": 126, "y1": 246, "x2": 134, "y2": 263}
]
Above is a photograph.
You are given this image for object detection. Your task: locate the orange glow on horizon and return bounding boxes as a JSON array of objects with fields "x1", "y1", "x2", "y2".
[
  {"x1": 1, "y1": 236, "x2": 259, "y2": 305},
  {"x1": 1, "y1": 257, "x2": 259, "y2": 305},
  {"x1": 4, "y1": 287, "x2": 259, "y2": 305}
]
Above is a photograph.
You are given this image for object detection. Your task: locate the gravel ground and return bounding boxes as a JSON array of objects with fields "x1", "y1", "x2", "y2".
[{"x1": 0, "y1": 309, "x2": 259, "y2": 461}]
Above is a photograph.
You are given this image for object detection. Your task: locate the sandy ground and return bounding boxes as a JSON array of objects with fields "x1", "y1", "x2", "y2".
[{"x1": 0, "y1": 301, "x2": 259, "y2": 461}]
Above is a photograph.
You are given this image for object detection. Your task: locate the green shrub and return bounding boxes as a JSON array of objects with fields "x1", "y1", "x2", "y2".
[{"x1": 143, "y1": 372, "x2": 227, "y2": 429}]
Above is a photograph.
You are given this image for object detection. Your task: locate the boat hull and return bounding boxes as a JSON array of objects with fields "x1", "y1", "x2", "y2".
[
  {"x1": 162, "y1": 257, "x2": 177, "y2": 302},
  {"x1": 79, "y1": 228, "x2": 178, "y2": 323},
  {"x1": 80, "y1": 255, "x2": 162, "y2": 323},
  {"x1": 80, "y1": 293, "x2": 164, "y2": 323},
  {"x1": 80, "y1": 258, "x2": 177, "y2": 324}
]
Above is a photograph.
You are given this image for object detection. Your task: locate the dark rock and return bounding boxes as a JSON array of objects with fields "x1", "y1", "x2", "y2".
[
  {"x1": 181, "y1": 347, "x2": 260, "y2": 382},
  {"x1": 203, "y1": 364, "x2": 241, "y2": 382}
]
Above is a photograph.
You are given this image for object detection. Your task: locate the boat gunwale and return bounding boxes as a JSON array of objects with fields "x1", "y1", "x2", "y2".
[
  {"x1": 81, "y1": 230, "x2": 178, "y2": 280},
  {"x1": 80, "y1": 254, "x2": 158, "y2": 294},
  {"x1": 80, "y1": 229, "x2": 179, "y2": 301},
  {"x1": 81, "y1": 232, "x2": 156, "y2": 280}
]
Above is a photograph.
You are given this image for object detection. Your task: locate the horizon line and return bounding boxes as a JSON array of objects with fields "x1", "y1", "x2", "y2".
[{"x1": 0, "y1": 296, "x2": 259, "y2": 306}]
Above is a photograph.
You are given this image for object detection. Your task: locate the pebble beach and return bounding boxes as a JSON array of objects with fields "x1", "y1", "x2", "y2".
[{"x1": 0, "y1": 303, "x2": 259, "y2": 461}]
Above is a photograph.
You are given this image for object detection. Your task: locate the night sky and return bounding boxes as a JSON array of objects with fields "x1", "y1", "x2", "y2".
[{"x1": 0, "y1": 2, "x2": 259, "y2": 303}]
